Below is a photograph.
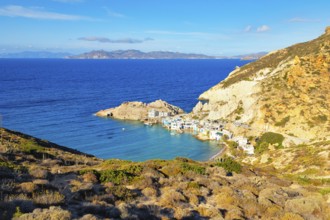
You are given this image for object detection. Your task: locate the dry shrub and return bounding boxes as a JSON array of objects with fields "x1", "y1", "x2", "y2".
[
  {"x1": 32, "y1": 190, "x2": 65, "y2": 205},
  {"x1": 132, "y1": 176, "x2": 154, "y2": 189},
  {"x1": 159, "y1": 187, "x2": 186, "y2": 207},
  {"x1": 280, "y1": 212, "x2": 304, "y2": 220},
  {"x1": 214, "y1": 187, "x2": 238, "y2": 208},
  {"x1": 197, "y1": 204, "x2": 221, "y2": 218},
  {"x1": 199, "y1": 187, "x2": 211, "y2": 197},
  {"x1": 29, "y1": 168, "x2": 48, "y2": 179},
  {"x1": 184, "y1": 191, "x2": 199, "y2": 206},
  {"x1": 208, "y1": 181, "x2": 222, "y2": 194},
  {"x1": 173, "y1": 207, "x2": 191, "y2": 219},
  {"x1": 284, "y1": 196, "x2": 323, "y2": 218},
  {"x1": 79, "y1": 214, "x2": 100, "y2": 220},
  {"x1": 20, "y1": 182, "x2": 37, "y2": 193},
  {"x1": 6, "y1": 193, "x2": 30, "y2": 202},
  {"x1": 16, "y1": 206, "x2": 71, "y2": 220},
  {"x1": 41, "y1": 159, "x2": 59, "y2": 167},
  {"x1": 206, "y1": 166, "x2": 227, "y2": 177},
  {"x1": 142, "y1": 187, "x2": 158, "y2": 198},
  {"x1": 161, "y1": 164, "x2": 182, "y2": 176},
  {"x1": 240, "y1": 199, "x2": 259, "y2": 218},
  {"x1": 103, "y1": 181, "x2": 115, "y2": 188},
  {"x1": 239, "y1": 183, "x2": 259, "y2": 196},
  {"x1": 82, "y1": 172, "x2": 98, "y2": 183},
  {"x1": 224, "y1": 206, "x2": 243, "y2": 220},
  {"x1": 32, "y1": 179, "x2": 49, "y2": 185},
  {"x1": 263, "y1": 205, "x2": 282, "y2": 219}
]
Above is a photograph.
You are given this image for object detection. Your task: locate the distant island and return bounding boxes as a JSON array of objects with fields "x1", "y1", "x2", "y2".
[
  {"x1": 0, "y1": 49, "x2": 267, "y2": 60},
  {"x1": 69, "y1": 49, "x2": 267, "y2": 60}
]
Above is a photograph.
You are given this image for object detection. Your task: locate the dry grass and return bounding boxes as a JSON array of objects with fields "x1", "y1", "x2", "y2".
[
  {"x1": 159, "y1": 188, "x2": 186, "y2": 207},
  {"x1": 20, "y1": 182, "x2": 37, "y2": 193},
  {"x1": 32, "y1": 191, "x2": 65, "y2": 206},
  {"x1": 142, "y1": 187, "x2": 158, "y2": 198}
]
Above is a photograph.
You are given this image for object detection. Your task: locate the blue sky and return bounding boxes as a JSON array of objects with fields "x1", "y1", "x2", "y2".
[{"x1": 0, "y1": 0, "x2": 329, "y2": 55}]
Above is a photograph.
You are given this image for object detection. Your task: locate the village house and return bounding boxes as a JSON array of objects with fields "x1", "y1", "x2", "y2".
[
  {"x1": 148, "y1": 109, "x2": 159, "y2": 118},
  {"x1": 210, "y1": 130, "x2": 223, "y2": 141}
]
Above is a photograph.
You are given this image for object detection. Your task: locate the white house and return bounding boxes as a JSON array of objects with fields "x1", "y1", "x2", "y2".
[
  {"x1": 210, "y1": 130, "x2": 223, "y2": 141},
  {"x1": 148, "y1": 109, "x2": 159, "y2": 118},
  {"x1": 233, "y1": 136, "x2": 248, "y2": 147},
  {"x1": 241, "y1": 144, "x2": 254, "y2": 155},
  {"x1": 159, "y1": 111, "x2": 171, "y2": 117},
  {"x1": 222, "y1": 129, "x2": 233, "y2": 139}
]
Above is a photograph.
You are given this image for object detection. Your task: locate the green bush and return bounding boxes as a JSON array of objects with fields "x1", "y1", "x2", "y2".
[
  {"x1": 256, "y1": 132, "x2": 284, "y2": 152},
  {"x1": 255, "y1": 142, "x2": 269, "y2": 154},
  {"x1": 226, "y1": 140, "x2": 238, "y2": 149},
  {"x1": 99, "y1": 170, "x2": 133, "y2": 184},
  {"x1": 215, "y1": 157, "x2": 242, "y2": 173},
  {"x1": 275, "y1": 116, "x2": 290, "y2": 127},
  {"x1": 312, "y1": 115, "x2": 328, "y2": 123},
  {"x1": 181, "y1": 163, "x2": 206, "y2": 175},
  {"x1": 21, "y1": 140, "x2": 44, "y2": 153},
  {"x1": 0, "y1": 161, "x2": 27, "y2": 173}
]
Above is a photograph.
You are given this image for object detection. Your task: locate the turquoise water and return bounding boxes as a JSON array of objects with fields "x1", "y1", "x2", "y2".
[{"x1": 0, "y1": 59, "x2": 250, "y2": 161}]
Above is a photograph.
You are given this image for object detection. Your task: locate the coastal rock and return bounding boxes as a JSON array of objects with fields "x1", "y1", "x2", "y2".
[{"x1": 95, "y1": 99, "x2": 184, "y2": 121}]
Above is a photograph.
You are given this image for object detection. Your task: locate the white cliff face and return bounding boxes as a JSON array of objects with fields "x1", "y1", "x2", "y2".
[{"x1": 197, "y1": 77, "x2": 261, "y2": 123}]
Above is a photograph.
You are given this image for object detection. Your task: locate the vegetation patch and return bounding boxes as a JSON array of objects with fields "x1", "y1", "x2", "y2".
[
  {"x1": 275, "y1": 116, "x2": 290, "y2": 127},
  {"x1": 0, "y1": 161, "x2": 27, "y2": 173},
  {"x1": 255, "y1": 132, "x2": 284, "y2": 154},
  {"x1": 214, "y1": 157, "x2": 242, "y2": 174},
  {"x1": 312, "y1": 115, "x2": 328, "y2": 123},
  {"x1": 181, "y1": 162, "x2": 206, "y2": 175},
  {"x1": 99, "y1": 170, "x2": 135, "y2": 184}
]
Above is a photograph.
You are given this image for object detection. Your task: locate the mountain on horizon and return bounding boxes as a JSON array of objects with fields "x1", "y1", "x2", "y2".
[
  {"x1": 69, "y1": 49, "x2": 214, "y2": 59},
  {"x1": 69, "y1": 49, "x2": 268, "y2": 60}
]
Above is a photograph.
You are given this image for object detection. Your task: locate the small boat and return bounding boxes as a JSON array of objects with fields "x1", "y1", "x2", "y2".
[
  {"x1": 122, "y1": 128, "x2": 125, "y2": 131},
  {"x1": 144, "y1": 121, "x2": 153, "y2": 126}
]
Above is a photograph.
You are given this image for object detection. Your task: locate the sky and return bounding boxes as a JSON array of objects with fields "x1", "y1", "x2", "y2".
[{"x1": 0, "y1": 0, "x2": 329, "y2": 56}]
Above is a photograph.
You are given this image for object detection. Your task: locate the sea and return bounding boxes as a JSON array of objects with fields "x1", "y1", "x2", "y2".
[{"x1": 0, "y1": 59, "x2": 250, "y2": 161}]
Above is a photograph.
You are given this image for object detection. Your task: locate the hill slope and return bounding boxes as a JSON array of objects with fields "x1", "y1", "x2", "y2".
[
  {"x1": 193, "y1": 27, "x2": 330, "y2": 142},
  {"x1": 1, "y1": 127, "x2": 329, "y2": 219}
]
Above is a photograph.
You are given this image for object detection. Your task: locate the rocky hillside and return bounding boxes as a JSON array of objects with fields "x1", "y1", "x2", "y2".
[
  {"x1": 96, "y1": 100, "x2": 184, "y2": 121},
  {"x1": 193, "y1": 27, "x2": 330, "y2": 142},
  {"x1": 1, "y1": 127, "x2": 329, "y2": 220}
]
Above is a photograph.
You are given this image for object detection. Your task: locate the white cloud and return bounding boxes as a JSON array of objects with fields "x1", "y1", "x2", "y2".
[
  {"x1": 103, "y1": 7, "x2": 126, "y2": 18},
  {"x1": 256, "y1": 25, "x2": 270, "y2": 32},
  {"x1": 288, "y1": 17, "x2": 321, "y2": 23},
  {"x1": 244, "y1": 25, "x2": 252, "y2": 32},
  {"x1": 78, "y1": 37, "x2": 153, "y2": 44},
  {"x1": 0, "y1": 5, "x2": 92, "y2": 21}
]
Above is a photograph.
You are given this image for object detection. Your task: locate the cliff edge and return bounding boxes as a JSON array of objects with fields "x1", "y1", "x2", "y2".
[{"x1": 193, "y1": 27, "x2": 330, "y2": 142}]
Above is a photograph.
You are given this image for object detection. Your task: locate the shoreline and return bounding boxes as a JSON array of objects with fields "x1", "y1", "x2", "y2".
[{"x1": 209, "y1": 145, "x2": 227, "y2": 161}]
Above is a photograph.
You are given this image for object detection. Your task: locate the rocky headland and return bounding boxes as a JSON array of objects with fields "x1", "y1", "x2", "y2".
[{"x1": 95, "y1": 99, "x2": 184, "y2": 121}]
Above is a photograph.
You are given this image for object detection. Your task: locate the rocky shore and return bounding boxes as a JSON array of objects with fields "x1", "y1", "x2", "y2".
[{"x1": 95, "y1": 99, "x2": 184, "y2": 121}]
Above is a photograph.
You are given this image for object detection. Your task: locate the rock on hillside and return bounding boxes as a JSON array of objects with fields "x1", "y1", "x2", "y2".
[
  {"x1": 193, "y1": 27, "x2": 330, "y2": 142},
  {"x1": 96, "y1": 99, "x2": 184, "y2": 120}
]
